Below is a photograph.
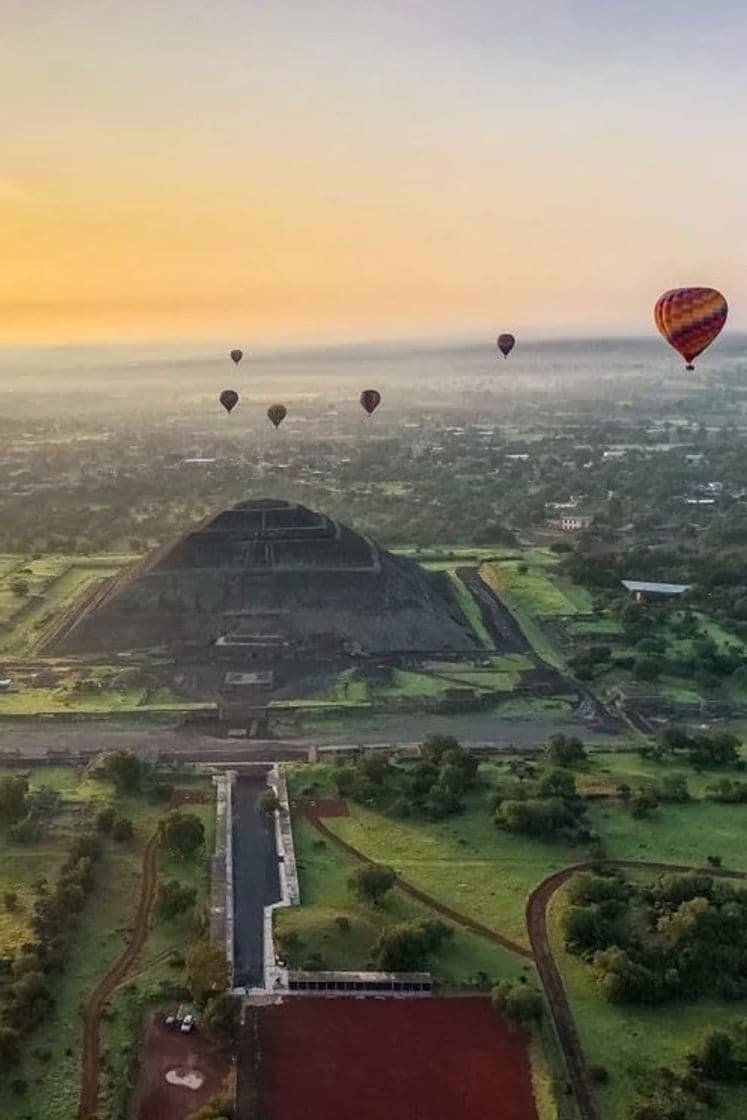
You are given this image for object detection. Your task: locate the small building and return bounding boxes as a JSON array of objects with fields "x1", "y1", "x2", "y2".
[
  {"x1": 287, "y1": 970, "x2": 433, "y2": 995},
  {"x1": 622, "y1": 580, "x2": 690, "y2": 602}
]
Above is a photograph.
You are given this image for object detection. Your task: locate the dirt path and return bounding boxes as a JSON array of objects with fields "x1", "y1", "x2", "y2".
[
  {"x1": 302, "y1": 807, "x2": 532, "y2": 960},
  {"x1": 526, "y1": 860, "x2": 747, "y2": 1120},
  {"x1": 78, "y1": 831, "x2": 160, "y2": 1120}
]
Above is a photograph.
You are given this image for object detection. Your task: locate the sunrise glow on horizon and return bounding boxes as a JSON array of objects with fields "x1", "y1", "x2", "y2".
[{"x1": 4, "y1": 0, "x2": 747, "y2": 345}]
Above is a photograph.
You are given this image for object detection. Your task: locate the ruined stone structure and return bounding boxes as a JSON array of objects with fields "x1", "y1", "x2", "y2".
[{"x1": 55, "y1": 499, "x2": 478, "y2": 657}]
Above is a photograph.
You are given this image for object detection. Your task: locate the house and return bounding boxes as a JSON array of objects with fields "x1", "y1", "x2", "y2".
[
  {"x1": 622, "y1": 580, "x2": 690, "y2": 602},
  {"x1": 547, "y1": 514, "x2": 594, "y2": 532}
]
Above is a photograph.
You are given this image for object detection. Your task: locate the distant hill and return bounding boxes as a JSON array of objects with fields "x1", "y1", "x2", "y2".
[{"x1": 54, "y1": 499, "x2": 479, "y2": 655}]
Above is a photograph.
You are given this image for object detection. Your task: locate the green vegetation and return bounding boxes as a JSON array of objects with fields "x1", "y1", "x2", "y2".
[
  {"x1": 480, "y1": 562, "x2": 566, "y2": 667},
  {"x1": 0, "y1": 555, "x2": 132, "y2": 655},
  {"x1": 0, "y1": 763, "x2": 214, "y2": 1120},
  {"x1": 447, "y1": 571, "x2": 493, "y2": 649},
  {"x1": 275, "y1": 816, "x2": 530, "y2": 986},
  {"x1": 548, "y1": 886, "x2": 747, "y2": 1120}
]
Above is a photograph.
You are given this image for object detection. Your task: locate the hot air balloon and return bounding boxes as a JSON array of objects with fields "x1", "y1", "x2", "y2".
[
  {"x1": 267, "y1": 404, "x2": 287, "y2": 428},
  {"x1": 230, "y1": 349, "x2": 243, "y2": 365},
  {"x1": 654, "y1": 288, "x2": 727, "y2": 370},
  {"x1": 360, "y1": 389, "x2": 381, "y2": 415},
  {"x1": 497, "y1": 333, "x2": 515, "y2": 358},
  {"x1": 219, "y1": 389, "x2": 239, "y2": 413}
]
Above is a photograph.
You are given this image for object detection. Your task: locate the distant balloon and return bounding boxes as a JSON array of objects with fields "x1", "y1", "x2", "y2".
[
  {"x1": 360, "y1": 389, "x2": 381, "y2": 415},
  {"x1": 497, "y1": 333, "x2": 515, "y2": 358},
  {"x1": 230, "y1": 349, "x2": 243, "y2": 365},
  {"x1": 654, "y1": 288, "x2": 727, "y2": 370},
  {"x1": 267, "y1": 404, "x2": 287, "y2": 428},
  {"x1": 219, "y1": 389, "x2": 239, "y2": 414}
]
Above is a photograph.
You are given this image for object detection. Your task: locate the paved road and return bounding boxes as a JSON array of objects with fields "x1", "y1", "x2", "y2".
[
  {"x1": 0, "y1": 717, "x2": 620, "y2": 761},
  {"x1": 232, "y1": 776, "x2": 281, "y2": 988}
]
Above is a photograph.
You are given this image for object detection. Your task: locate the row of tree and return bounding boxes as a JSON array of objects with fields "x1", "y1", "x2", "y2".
[
  {"x1": 333, "y1": 736, "x2": 478, "y2": 820},
  {"x1": 0, "y1": 833, "x2": 102, "y2": 1072}
]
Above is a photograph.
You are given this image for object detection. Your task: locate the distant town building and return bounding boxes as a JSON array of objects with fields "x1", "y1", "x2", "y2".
[
  {"x1": 559, "y1": 515, "x2": 593, "y2": 532},
  {"x1": 622, "y1": 580, "x2": 690, "y2": 602}
]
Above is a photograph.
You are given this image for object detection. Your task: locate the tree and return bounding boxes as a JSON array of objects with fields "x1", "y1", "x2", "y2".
[
  {"x1": 545, "y1": 735, "x2": 587, "y2": 767},
  {"x1": 185, "y1": 942, "x2": 228, "y2": 1004},
  {"x1": 9, "y1": 579, "x2": 29, "y2": 597},
  {"x1": 491, "y1": 982, "x2": 543, "y2": 1026},
  {"x1": 95, "y1": 807, "x2": 115, "y2": 834},
  {"x1": 0, "y1": 1026, "x2": 20, "y2": 1072},
  {"x1": 202, "y1": 993, "x2": 240, "y2": 1041},
  {"x1": 3, "y1": 891, "x2": 18, "y2": 912},
  {"x1": 111, "y1": 817, "x2": 134, "y2": 842},
  {"x1": 634, "y1": 655, "x2": 663, "y2": 682},
  {"x1": 0, "y1": 776, "x2": 29, "y2": 825},
  {"x1": 161, "y1": 812, "x2": 205, "y2": 857},
  {"x1": 630, "y1": 787, "x2": 659, "y2": 818},
  {"x1": 538, "y1": 768, "x2": 576, "y2": 800},
  {"x1": 157, "y1": 879, "x2": 197, "y2": 920},
  {"x1": 99, "y1": 750, "x2": 143, "y2": 792},
  {"x1": 688, "y1": 1029, "x2": 740, "y2": 1082},
  {"x1": 657, "y1": 775, "x2": 690, "y2": 803},
  {"x1": 348, "y1": 863, "x2": 396, "y2": 908},
  {"x1": 373, "y1": 918, "x2": 451, "y2": 970},
  {"x1": 258, "y1": 789, "x2": 280, "y2": 816}
]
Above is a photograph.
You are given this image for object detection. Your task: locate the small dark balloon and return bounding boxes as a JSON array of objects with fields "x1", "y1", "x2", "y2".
[
  {"x1": 230, "y1": 349, "x2": 243, "y2": 364},
  {"x1": 360, "y1": 388, "x2": 381, "y2": 415},
  {"x1": 219, "y1": 389, "x2": 239, "y2": 413},
  {"x1": 497, "y1": 333, "x2": 515, "y2": 358},
  {"x1": 267, "y1": 403, "x2": 287, "y2": 428}
]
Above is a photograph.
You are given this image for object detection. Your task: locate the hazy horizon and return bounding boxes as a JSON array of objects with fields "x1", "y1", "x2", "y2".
[{"x1": 5, "y1": 1, "x2": 747, "y2": 345}]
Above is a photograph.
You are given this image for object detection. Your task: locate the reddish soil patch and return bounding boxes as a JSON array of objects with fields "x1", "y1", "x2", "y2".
[
  {"x1": 295, "y1": 796, "x2": 349, "y2": 819},
  {"x1": 135, "y1": 1020, "x2": 231, "y2": 1120},
  {"x1": 259, "y1": 997, "x2": 537, "y2": 1120}
]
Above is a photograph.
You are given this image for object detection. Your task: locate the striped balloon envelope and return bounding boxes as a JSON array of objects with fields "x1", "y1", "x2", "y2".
[{"x1": 654, "y1": 287, "x2": 727, "y2": 370}]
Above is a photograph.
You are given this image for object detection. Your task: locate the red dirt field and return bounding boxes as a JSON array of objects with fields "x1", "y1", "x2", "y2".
[
  {"x1": 134, "y1": 1019, "x2": 231, "y2": 1120},
  {"x1": 260, "y1": 997, "x2": 538, "y2": 1120}
]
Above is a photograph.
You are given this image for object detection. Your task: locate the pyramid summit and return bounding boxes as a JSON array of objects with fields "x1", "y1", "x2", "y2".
[{"x1": 55, "y1": 499, "x2": 480, "y2": 656}]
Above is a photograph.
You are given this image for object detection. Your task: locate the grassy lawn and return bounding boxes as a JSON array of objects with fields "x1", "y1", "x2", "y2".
[
  {"x1": 447, "y1": 571, "x2": 494, "y2": 649},
  {"x1": 300, "y1": 750, "x2": 747, "y2": 958},
  {"x1": 0, "y1": 765, "x2": 214, "y2": 1120},
  {"x1": 480, "y1": 563, "x2": 565, "y2": 668},
  {"x1": 481, "y1": 560, "x2": 586, "y2": 618},
  {"x1": 323, "y1": 793, "x2": 584, "y2": 949},
  {"x1": 548, "y1": 885, "x2": 747, "y2": 1120},
  {"x1": 276, "y1": 816, "x2": 531, "y2": 987},
  {"x1": 589, "y1": 797, "x2": 747, "y2": 870}
]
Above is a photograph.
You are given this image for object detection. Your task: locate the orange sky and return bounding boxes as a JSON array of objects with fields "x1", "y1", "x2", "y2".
[{"x1": 3, "y1": 1, "x2": 747, "y2": 344}]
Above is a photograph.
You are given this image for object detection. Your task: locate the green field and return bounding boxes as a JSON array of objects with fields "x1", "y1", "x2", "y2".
[
  {"x1": 295, "y1": 750, "x2": 747, "y2": 949},
  {"x1": 481, "y1": 560, "x2": 591, "y2": 618},
  {"x1": 0, "y1": 554, "x2": 132, "y2": 655},
  {"x1": 0, "y1": 765, "x2": 214, "y2": 1120},
  {"x1": 0, "y1": 666, "x2": 210, "y2": 716},
  {"x1": 479, "y1": 563, "x2": 566, "y2": 667},
  {"x1": 275, "y1": 815, "x2": 531, "y2": 987}
]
